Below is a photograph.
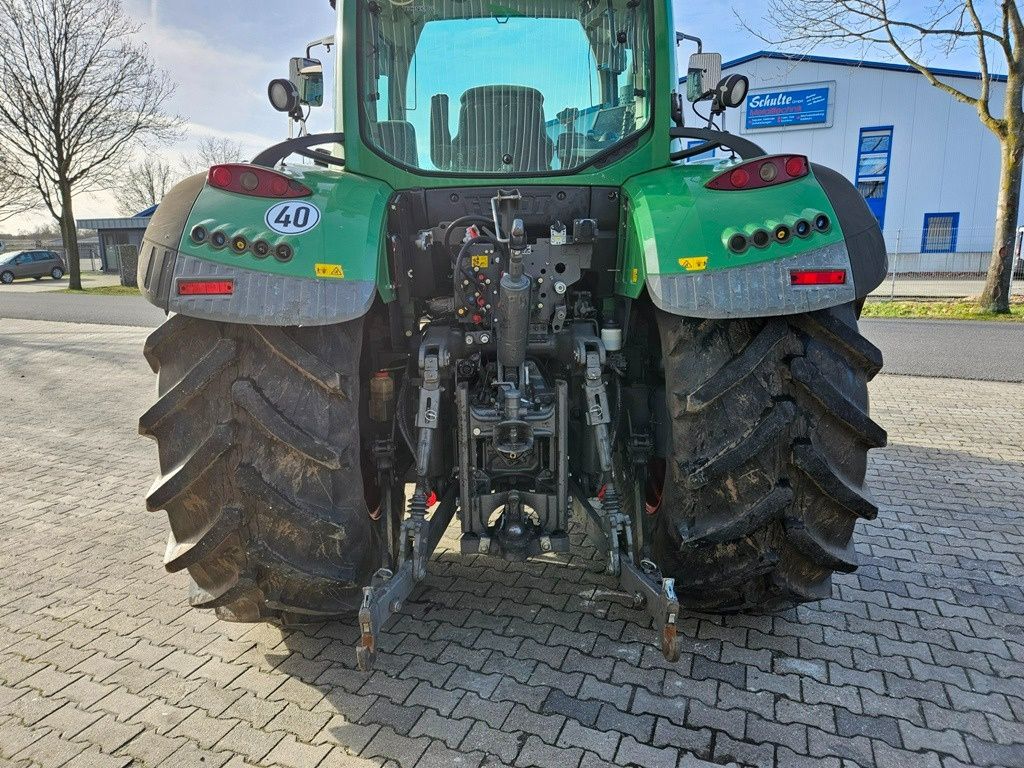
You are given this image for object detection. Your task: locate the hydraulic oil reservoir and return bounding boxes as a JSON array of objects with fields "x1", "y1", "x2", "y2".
[{"x1": 601, "y1": 319, "x2": 623, "y2": 352}]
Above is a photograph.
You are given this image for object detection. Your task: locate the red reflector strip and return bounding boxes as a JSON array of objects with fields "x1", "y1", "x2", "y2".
[
  {"x1": 790, "y1": 269, "x2": 846, "y2": 286},
  {"x1": 178, "y1": 280, "x2": 234, "y2": 296}
]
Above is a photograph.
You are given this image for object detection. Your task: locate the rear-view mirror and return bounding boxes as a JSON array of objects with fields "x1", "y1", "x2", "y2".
[
  {"x1": 289, "y1": 57, "x2": 324, "y2": 107},
  {"x1": 686, "y1": 52, "x2": 722, "y2": 102}
]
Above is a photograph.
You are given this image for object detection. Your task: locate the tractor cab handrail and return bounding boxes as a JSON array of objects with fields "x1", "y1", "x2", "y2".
[
  {"x1": 669, "y1": 127, "x2": 765, "y2": 162},
  {"x1": 252, "y1": 132, "x2": 346, "y2": 168}
]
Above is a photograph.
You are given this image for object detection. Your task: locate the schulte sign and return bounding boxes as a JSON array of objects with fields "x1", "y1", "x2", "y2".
[{"x1": 745, "y1": 85, "x2": 831, "y2": 130}]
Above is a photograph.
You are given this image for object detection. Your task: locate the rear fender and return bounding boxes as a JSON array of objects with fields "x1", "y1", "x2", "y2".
[
  {"x1": 137, "y1": 166, "x2": 393, "y2": 326},
  {"x1": 618, "y1": 160, "x2": 887, "y2": 318}
]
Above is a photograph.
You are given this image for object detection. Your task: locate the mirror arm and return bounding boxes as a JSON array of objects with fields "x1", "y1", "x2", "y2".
[
  {"x1": 676, "y1": 31, "x2": 702, "y2": 52},
  {"x1": 669, "y1": 127, "x2": 765, "y2": 161},
  {"x1": 306, "y1": 35, "x2": 336, "y2": 59},
  {"x1": 252, "y1": 132, "x2": 346, "y2": 168}
]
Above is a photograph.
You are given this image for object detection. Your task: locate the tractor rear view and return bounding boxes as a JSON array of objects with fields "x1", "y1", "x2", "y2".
[{"x1": 137, "y1": 0, "x2": 887, "y2": 669}]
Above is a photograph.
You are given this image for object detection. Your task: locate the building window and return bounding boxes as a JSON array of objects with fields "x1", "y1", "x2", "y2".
[
  {"x1": 855, "y1": 126, "x2": 893, "y2": 227},
  {"x1": 921, "y1": 212, "x2": 959, "y2": 253},
  {"x1": 684, "y1": 140, "x2": 716, "y2": 163}
]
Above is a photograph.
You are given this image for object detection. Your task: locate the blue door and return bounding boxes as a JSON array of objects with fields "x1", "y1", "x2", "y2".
[{"x1": 855, "y1": 127, "x2": 893, "y2": 228}]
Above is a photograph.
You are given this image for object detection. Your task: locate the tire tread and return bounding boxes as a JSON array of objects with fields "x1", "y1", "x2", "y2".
[
  {"x1": 650, "y1": 303, "x2": 884, "y2": 612},
  {"x1": 141, "y1": 315, "x2": 375, "y2": 624}
]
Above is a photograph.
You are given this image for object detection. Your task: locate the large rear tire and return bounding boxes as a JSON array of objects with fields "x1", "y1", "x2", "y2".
[
  {"x1": 140, "y1": 315, "x2": 378, "y2": 623},
  {"x1": 644, "y1": 303, "x2": 885, "y2": 612}
]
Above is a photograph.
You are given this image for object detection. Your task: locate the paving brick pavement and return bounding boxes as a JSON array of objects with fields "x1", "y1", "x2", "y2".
[{"x1": 1, "y1": 318, "x2": 1023, "y2": 767}]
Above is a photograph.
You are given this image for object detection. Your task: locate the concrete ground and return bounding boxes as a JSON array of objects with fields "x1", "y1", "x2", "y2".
[{"x1": 1, "y1": 319, "x2": 1023, "y2": 768}]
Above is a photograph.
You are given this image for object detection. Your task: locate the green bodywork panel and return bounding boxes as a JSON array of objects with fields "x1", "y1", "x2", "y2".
[
  {"x1": 174, "y1": 157, "x2": 845, "y2": 307},
  {"x1": 178, "y1": 165, "x2": 395, "y2": 301},
  {"x1": 615, "y1": 161, "x2": 845, "y2": 298}
]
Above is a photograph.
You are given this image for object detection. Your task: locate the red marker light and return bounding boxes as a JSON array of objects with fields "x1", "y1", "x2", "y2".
[
  {"x1": 426, "y1": 490, "x2": 438, "y2": 507},
  {"x1": 790, "y1": 269, "x2": 846, "y2": 286},
  {"x1": 177, "y1": 280, "x2": 234, "y2": 296}
]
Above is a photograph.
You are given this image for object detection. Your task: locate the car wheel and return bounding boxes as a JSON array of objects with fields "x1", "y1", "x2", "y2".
[
  {"x1": 1, "y1": 271, "x2": 14, "y2": 284},
  {"x1": 51, "y1": 268, "x2": 64, "y2": 280}
]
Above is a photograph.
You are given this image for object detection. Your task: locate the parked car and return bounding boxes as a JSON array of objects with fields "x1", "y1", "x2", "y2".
[{"x1": 0, "y1": 250, "x2": 66, "y2": 284}]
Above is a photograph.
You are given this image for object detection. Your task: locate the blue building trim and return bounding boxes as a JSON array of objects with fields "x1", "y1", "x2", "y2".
[
  {"x1": 921, "y1": 212, "x2": 960, "y2": 253},
  {"x1": 680, "y1": 50, "x2": 1008, "y2": 84}
]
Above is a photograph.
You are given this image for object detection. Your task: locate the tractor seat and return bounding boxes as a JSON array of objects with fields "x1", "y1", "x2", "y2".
[
  {"x1": 371, "y1": 120, "x2": 418, "y2": 167},
  {"x1": 451, "y1": 85, "x2": 553, "y2": 173}
]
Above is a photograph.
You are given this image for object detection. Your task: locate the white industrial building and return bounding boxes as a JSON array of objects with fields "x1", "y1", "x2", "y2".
[{"x1": 699, "y1": 51, "x2": 1016, "y2": 272}]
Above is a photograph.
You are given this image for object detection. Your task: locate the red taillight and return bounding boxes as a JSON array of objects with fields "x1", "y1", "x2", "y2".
[
  {"x1": 707, "y1": 155, "x2": 810, "y2": 191},
  {"x1": 178, "y1": 280, "x2": 234, "y2": 296},
  {"x1": 729, "y1": 168, "x2": 750, "y2": 188},
  {"x1": 790, "y1": 269, "x2": 846, "y2": 286},
  {"x1": 785, "y1": 156, "x2": 808, "y2": 177},
  {"x1": 209, "y1": 166, "x2": 232, "y2": 188},
  {"x1": 207, "y1": 164, "x2": 311, "y2": 198}
]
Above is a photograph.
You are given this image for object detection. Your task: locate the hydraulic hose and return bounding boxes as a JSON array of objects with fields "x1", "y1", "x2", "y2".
[{"x1": 443, "y1": 216, "x2": 497, "y2": 252}]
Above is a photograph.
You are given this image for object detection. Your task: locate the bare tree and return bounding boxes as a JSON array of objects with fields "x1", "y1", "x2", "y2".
[
  {"x1": 117, "y1": 157, "x2": 180, "y2": 216},
  {"x1": 182, "y1": 137, "x2": 247, "y2": 176},
  {"x1": 0, "y1": 153, "x2": 36, "y2": 224},
  {"x1": 0, "y1": 0, "x2": 180, "y2": 289},
  {"x1": 748, "y1": 1, "x2": 1023, "y2": 313}
]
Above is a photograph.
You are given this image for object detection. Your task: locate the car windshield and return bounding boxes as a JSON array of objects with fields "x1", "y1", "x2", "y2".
[
  {"x1": 357, "y1": 0, "x2": 653, "y2": 175},
  {"x1": 0, "y1": 252, "x2": 22, "y2": 264}
]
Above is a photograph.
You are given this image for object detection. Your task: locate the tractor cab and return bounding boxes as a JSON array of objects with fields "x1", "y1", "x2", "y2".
[
  {"x1": 355, "y1": 0, "x2": 653, "y2": 175},
  {"x1": 267, "y1": 0, "x2": 757, "y2": 185}
]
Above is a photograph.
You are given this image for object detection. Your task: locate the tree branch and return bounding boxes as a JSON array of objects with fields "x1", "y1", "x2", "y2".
[
  {"x1": 0, "y1": 0, "x2": 181, "y2": 244},
  {"x1": 745, "y1": 0, "x2": 1010, "y2": 136}
]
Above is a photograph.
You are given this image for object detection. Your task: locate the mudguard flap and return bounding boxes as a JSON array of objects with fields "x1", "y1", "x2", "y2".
[
  {"x1": 137, "y1": 166, "x2": 393, "y2": 326},
  {"x1": 619, "y1": 161, "x2": 887, "y2": 318}
]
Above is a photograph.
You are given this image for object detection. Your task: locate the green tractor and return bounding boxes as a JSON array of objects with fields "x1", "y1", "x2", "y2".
[{"x1": 138, "y1": 0, "x2": 886, "y2": 669}]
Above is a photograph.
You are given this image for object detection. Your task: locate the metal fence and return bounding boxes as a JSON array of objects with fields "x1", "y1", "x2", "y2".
[{"x1": 873, "y1": 225, "x2": 1024, "y2": 299}]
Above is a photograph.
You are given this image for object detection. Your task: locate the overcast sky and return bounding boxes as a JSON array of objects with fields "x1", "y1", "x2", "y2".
[{"x1": 5, "y1": 0, "x2": 987, "y2": 233}]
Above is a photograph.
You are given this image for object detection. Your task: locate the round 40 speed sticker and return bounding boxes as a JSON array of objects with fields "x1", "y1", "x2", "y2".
[{"x1": 265, "y1": 201, "x2": 321, "y2": 235}]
